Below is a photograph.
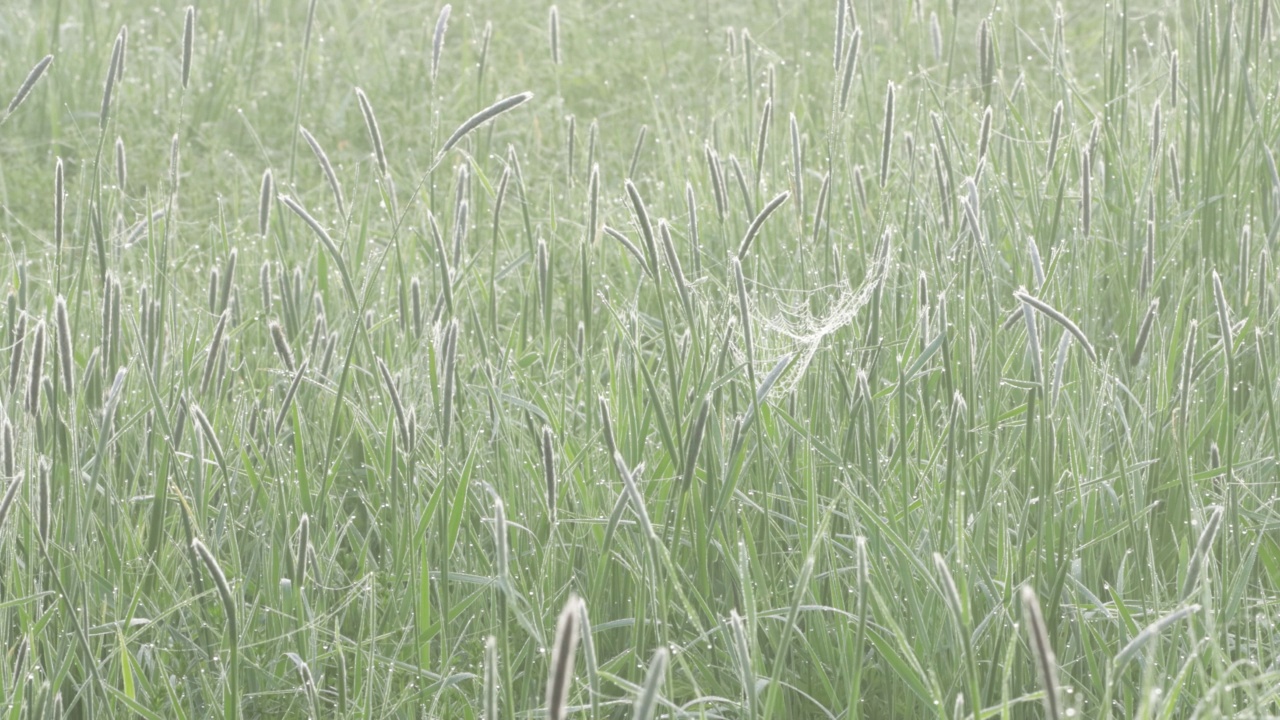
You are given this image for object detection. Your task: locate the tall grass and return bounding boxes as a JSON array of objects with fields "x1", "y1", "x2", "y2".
[{"x1": 0, "y1": 0, "x2": 1275, "y2": 717}]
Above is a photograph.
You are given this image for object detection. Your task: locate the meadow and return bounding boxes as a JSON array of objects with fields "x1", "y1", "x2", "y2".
[{"x1": 1, "y1": 0, "x2": 1278, "y2": 717}]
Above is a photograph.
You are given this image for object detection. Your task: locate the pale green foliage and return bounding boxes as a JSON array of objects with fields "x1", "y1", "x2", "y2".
[{"x1": 0, "y1": 0, "x2": 1276, "y2": 718}]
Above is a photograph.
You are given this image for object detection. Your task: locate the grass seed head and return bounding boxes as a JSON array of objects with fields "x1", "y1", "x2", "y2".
[
  {"x1": 599, "y1": 395, "x2": 617, "y2": 458},
  {"x1": 755, "y1": 99, "x2": 771, "y2": 177},
  {"x1": 546, "y1": 595, "x2": 583, "y2": 720},
  {"x1": 26, "y1": 320, "x2": 45, "y2": 416},
  {"x1": 274, "y1": 359, "x2": 308, "y2": 437},
  {"x1": 270, "y1": 321, "x2": 296, "y2": 372},
  {"x1": 354, "y1": 87, "x2": 388, "y2": 176},
  {"x1": 880, "y1": 82, "x2": 895, "y2": 187},
  {"x1": 438, "y1": 92, "x2": 534, "y2": 159},
  {"x1": 170, "y1": 133, "x2": 181, "y2": 192},
  {"x1": 1182, "y1": 505, "x2": 1223, "y2": 599},
  {"x1": 257, "y1": 167, "x2": 272, "y2": 235},
  {"x1": 100, "y1": 27, "x2": 126, "y2": 129},
  {"x1": 37, "y1": 459, "x2": 50, "y2": 546},
  {"x1": 737, "y1": 191, "x2": 790, "y2": 260},
  {"x1": 6, "y1": 54, "x2": 54, "y2": 117},
  {"x1": 633, "y1": 647, "x2": 669, "y2": 720},
  {"x1": 493, "y1": 497, "x2": 509, "y2": 583},
  {"x1": 1212, "y1": 270, "x2": 1233, "y2": 352},
  {"x1": 549, "y1": 5, "x2": 561, "y2": 64},
  {"x1": 1046, "y1": 101, "x2": 1063, "y2": 172},
  {"x1": 299, "y1": 127, "x2": 345, "y2": 217},
  {"x1": 930, "y1": 12, "x2": 942, "y2": 61},
  {"x1": 1014, "y1": 289, "x2": 1097, "y2": 363},
  {"x1": 978, "y1": 105, "x2": 993, "y2": 163},
  {"x1": 542, "y1": 425, "x2": 557, "y2": 519},
  {"x1": 295, "y1": 513, "x2": 310, "y2": 586},
  {"x1": 1, "y1": 419, "x2": 12, "y2": 479},
  {"x1": 432, "y1": 4, "x2": 452, "y2": 83},
  {"x1": 1020, "y1": 586, "x2": 1061, "y2": 720},
  {"x1": 838, "y1": 27, "x2": 861, "y2": 113},
  {"x1": 0, "y1": 471, "x2": 23, "y2": 533},
  {"x1": 484, "y1": 636, "x2": 499, "y2": 719},
  {"x1": 705, "y1": 144, "x2": 727, "y2": 221},
  {"x1": 55, "y1": 296, "x2": 73, "y2": 395},
  {"x1": 1150, "y1": 100, "x2": 1162, "y2": 164},
  {"x1": 116, "y1": 137, "x2": 128, "y2": 192},
  {"x1": 192, "y1": 538, "x2": 237, "y2": 636},
  {"x1": 53, "y1": 158, "x2": 64, "y2": 252},
  {"x1": 9, "y1": 314, "x2": 25, "y2": 394},
  {"x1": 182, "y1": 6, "x2": 195, "y2": 88},
  {"x1": 1129, "y1": 298, "x2": 1160, "y2": 367}
]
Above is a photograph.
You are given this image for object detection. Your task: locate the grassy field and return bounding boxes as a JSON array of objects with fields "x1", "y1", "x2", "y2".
[{"x1": 1, "y1": 0, "x2": 1279, "y2": 717}]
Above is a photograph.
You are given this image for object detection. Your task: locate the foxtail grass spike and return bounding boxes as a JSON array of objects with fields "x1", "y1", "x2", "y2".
[
  {"x1": 182, "y1": 7, "x2": 195, "y2": 89},
  {"x1": 1020, "y1": 586, "x2": 1061, "y2": 720},
  {"x1": 546, "y1": 595, "x2": 583, "y2": 720},
  {"x1": 6, "y1": 55, "x2": 54, "y2": 117},
  {"x1": 432, "y1": 5, "x2": 452, "y2": 84},
  {"x1": 437, "y1": 92, "x2": 534, "y2": 160}
]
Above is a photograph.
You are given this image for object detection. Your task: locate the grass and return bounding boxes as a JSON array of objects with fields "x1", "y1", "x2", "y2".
[{"x1": 1, "y1": 0, "x2": 1279, "y2": 717}]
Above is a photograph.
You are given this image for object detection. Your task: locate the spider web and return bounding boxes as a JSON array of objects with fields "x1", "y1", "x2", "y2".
[{"x1": 733, "y1": 244, "x2": 893, "y2": 397}]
